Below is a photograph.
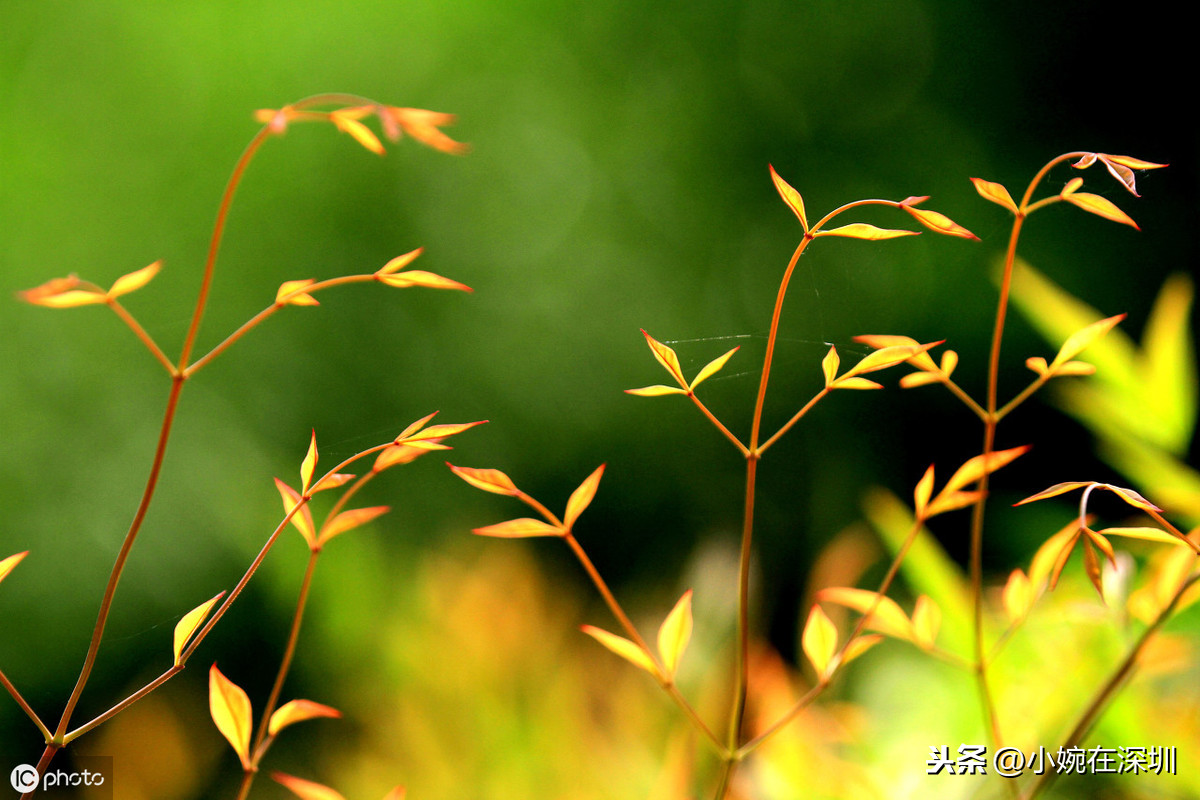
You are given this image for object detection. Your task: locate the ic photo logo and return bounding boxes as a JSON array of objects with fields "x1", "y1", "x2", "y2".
[{"x1": 8, "y1": 757, "x2": 111, "y2": 797}]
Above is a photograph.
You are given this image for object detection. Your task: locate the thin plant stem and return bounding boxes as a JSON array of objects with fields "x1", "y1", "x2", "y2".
[
  {"x1": 242, "y1": 550, "x2": 322, "y2": 798},
  {"x1": 1, "y1": 668, "x2": 51, "y2": 741},
  {"x1": 108, "y1": 300, "x2": 177, "y2": 376},
  {"x1": 1022, "y1": 571, "x2": 1200, "y2": 800}
]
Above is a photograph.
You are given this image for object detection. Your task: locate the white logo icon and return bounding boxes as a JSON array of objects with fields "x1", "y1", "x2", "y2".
[{"x1": 10, "y1": 764, "x2": 39, "y2": 792}]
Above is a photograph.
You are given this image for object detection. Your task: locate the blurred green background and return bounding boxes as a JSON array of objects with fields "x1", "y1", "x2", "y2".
[{"x1": 2, "y1": 0, "x2": 1196, "y2": 797}]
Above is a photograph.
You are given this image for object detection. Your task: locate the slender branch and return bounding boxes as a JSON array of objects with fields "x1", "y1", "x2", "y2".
[
  {"x1": 688, "y1": 393, "x2": 749, "y2": 457},
  {"x1": 1, "y1": 668, "x2": 52, "y2": 741},
  {"x1": 1023, "y1": 571, "x2": 1200, "y2": 800},
  {"x1": 65, "y1": 665, "x2": 179, "y2": 744},
  {"x1": 54, "y1": 375, "x2": 186, "y2": 739},
  {"x1": 249, "y1": 550, "x2": 322, "y2": 776},
  {"x1": 108, "y1": 300, "x2": 178, "y2": 376}
]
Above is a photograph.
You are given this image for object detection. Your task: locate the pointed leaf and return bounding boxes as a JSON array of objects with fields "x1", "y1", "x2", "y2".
[
  {"x1": 911, "y1": 596, "x2": 941, "y2": 650},
  {"x1": 769, "y1": 164, "x2": 809, "y2": 231},
  {"x1": 300, "y1": 430, "x2": 318, "y2": 495},
  {"x1": 899, "y1": 372, "x2": 941, "y2": 388},
  {"x1": 817, "y1": 587, "x2": 914, "y2": 641},
  {"x1": 1060, "y1": 177, "x2": 1084, "y2": 197},
  {"x1": 843, "y1": 633, "x2": 884, "y2": 665},
  {"x1": 1082, "y1": 537, "x2": 1105, "y2": 599},
  {"x1": 924, "y1": 490, "x2": 985, "y2": 518},
  {"x1": 1098, "y1": 153, "x2": 1168, "y2": 196},
  {"x1": 941, "y1": 445, "x2": 1031, "y2": 495},
  {"x1": 109, "y1": 261, "x2": 162, "y2": 298},
  {"x1": 1014, "y1": 481, "x2": 1094, "y2": 506},
  {"x1": 640, "y1": 330, "x2": 687, "y2": 386},
  {"x1": 173, "y1": 592, "x2": 224, "y2": 667},
  {"x1": 913, "y1": 465, "x2": 935, "y2": 518},
  {"x1": 276, "y1": 279, "x2": 319, "y2": 306},
  {"x1": 1106, "y1": 484, "x2": 1163, "y2": 514},
  {"x1": 901, "y1": 205, "x2": 979, "y2": 239},
  {"x1": 970, "y1": 178, "x2": 1019, "y2": 214},
  {"x1": 376, "y1": 248, "x2": 423, "y2": 275},
  {"x1": 581, "y1": 625, "x2": 660, "y2": 678},
  {"x1": 272, "y1": 772, "x2": 347, "y2": 800},
  {"x1": 802, "y1": 604, "x2": 839, "y2": 677},
  {"x1": 564, "y1": 464, "x2": 605, "y2": 530},
  {"x1": 821, "y1": 346, "x2": 840, "y2": 387},
  {"x1": 830, "y1": 377, "x2": 883, "y2": 390},
  {"x1": 839, "y1": 343, "x2": 939, "y2": 380},
  {"x1": 374, "y1": 444, "x2": 433, "y2": 471},
  {"x1": 332, "y1": 112, "x2": 385, "y2": 155},
  {"x1": 1002, "y1": 569, "x2": 1032, "y2": 624},
  {"x1": 1098, "y1": 527, "x2": 1187, "y2": 546},
  {"x1": 1063, "y1": 191, "x2": 1140, "y2": 229},
  {"x1": 311, "y1": 473, "x2": 355, "y2": 493},
  {"x1": 1029, "y1": 521, "x2": 1084, "y2": 588},
  {"x1": 473, "y1": 518, "x2": 563, "y2": 538},
  {"x1": 17, "y1": 275, "x2": 107, "y2": 307},
  {"x1": 815, "y1": 223, "x2": 918, "y2": 240},
  {"x1": 378, "y1": 270, "x2": 472, "y2": 292},
  {"x1": 0, "y1": 552, "x2": 28, "y2": 585},
  {"x1": 395, "y1": 411, "x2": 438, "y2": 441},
  {"x1": 318, "y1": 506, "x2": 390, "y2": 547},
  {"x1": 657, "y1": 590, "x2": 693, "y2": 677},
  {"x1": 690, "y1": 346, "x2": 739, "y2": 390},
  {"x1": 274, "y1": 478, "x2": 317, "y2": 548},
  {"x1": 402, "y1": 419, "x2": 486, "y2": 444},
  {"x1": 448, "y1": 464, "x2": 521, "y2": 496},
  {"x1": 268, "y1": 699, "x2": 342, "y2": 737},
  {"x1": 853, "y1": 334, "x2": 940, "y2": 373},
  {"x1": 625, "y1": 385, "x2": 689, "y2": 397},
  {"x1": 209, "y1": 664, "x2": 253, "y2": 770},
  {"x1": 1051, "y1": 314, "x2": 1126, "y2": 368}
]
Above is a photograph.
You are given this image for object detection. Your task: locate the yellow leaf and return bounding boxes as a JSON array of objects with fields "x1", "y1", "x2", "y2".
[
  {"x1": 821, "y1": 345, "x2": 840, "y2": 387},
  {"x1": 402, "y1": 420, "x2": 487, "y2": 444},
  {"x1": 814, "y1": 223, "x2": 918, "y2": 240},
  {"x1": 268, "y1": 699, "x2": 342, "y2": 737},
  {"x1": 901, "y1": 204, "x2": 979, "y2": 239},
  {"x1": 209, "y1": 664, "x2": 253, "y2": 770},
  {"x1": 913, "y1": 465, "x2": 935, "y2": 518},
  {"x1": 395, "y1": 411, "x2": 439, "y2": 441},
  {"x1": 830, "y1": 377, "x2": 883, "y2": 390},
  {"x1": 109, "y1": 261, "x2": 162, "y2": 298},
  {"x1": 769, "y1": 164, "x2": 808, "y2": 231},
  {"x1": 657, "y1": 590, "x2": 693, "y2": 678},
  {"x1": 375, "y1": 248, "x2": 423, "y2": 276},
  {"x1": 852, "y1": 334, "x2": 940, "y2": 373},
  {"x1": 473, "y1": 518, "x2": 563, "y2": 538},
  {"x1": 447, "y1": 464, "x2": 521, "y2": 496},
  {"x1": 274, "y1": 478, "x2": 317, "y2": 548},
  {"x1": 924, "y1": 490, "x2": 984, "y2": 517},
  {"x1": 839, "y1": 343, "x2": 939, "y2": 380},
  {"x1": 272, "y1": 772, "x2": 346, "y2": 800},
  {"x1": 17, "y1": 275, "x2": 107, "y2": 307},
  {"x1": 899, "y1": 372, "x2": 940, "y2": 388},
  {"x1": 625, "y1": 385, "x2": 689, "y2": 397},
  {"x1": 640, "y1": 330, "x2": 687, "y2": 386},
  {"x1": 970, "y1": 178, "x2": 1019, "y2": 214},
  {"x1": 1107, "y1": 484, "x2": 1164, "y2": 514},
  {"x1": 0, "y1": 551, "x2": 27, "y2": 584},
  {"x1": 1014, "y1": 481, "x2": 1094, "y2": 506},
  {"x1": 1025, "y1": 356, "x2": 1049, "y2": 375},
  {"x1": 173, "y1": 592, "x2": 224, "y2": 667},
  {"x1": 386, "y1": 106, "x2": 470, "y2": 155},
  {"x1": 318, "y1": 506, "x2": 390, "y2": 547},
  {"x1": 331, "y1": 111, "x2": 385, "y2": 155},
  {"x1": 817, "y1": 587, "x2": 913, "y2": 642},
  {"x1": 801, "y1": 605, "x2": 838, "y2": 677},
  {"x1": 300, "y1": 430, "x2": 318, "y2": 495},
  {"x1": 842, "y1": 633, "x2": 884, "y2": 665},
  {"x1": 1063, "y1": 191, "x2": 1140, "y2": 229},
  {"x1": 941, "y1": 445, "x2": 1032, "y2": 495},
  {"x1": 378, "y1": 270, "x2": 472, "y2": 292},
  {"x1": 1002, "y1": 569, "x2": 1032, "y2": 625},
  {"x1": 311, "y1": 473, "x2": 355, "y2": 493},
  {"x1": 911, "y1": 596, "x2": 941, "y2": 650},
  {"x1": 1051, "y1": 313, "x2": 1126, "y2": 368},
  {"x1": 564, "y1": 464, "x2": 605, "y2": 530},
  {"x1": 1055, "y1": 361, "x2": 1096, "y2": 376},
  {"x1": 581, "y1": 625, "x2": 660, "y2": 678},
  {"x1": 940, "y1": 350, "x2": 958, "y2": 376},
  {"x1": 1029, "y1": 521, "x2": 1084, "y2": 587},
  {"x1": 276, "y1": 279, "x2": 320, "y2": 306},
  {"x1": 1060, "y1": 177, "x2": 1084, "y2": 197},
  {"x1": 690, "y1": 346, "x2": 739, "y2": 390},
  {"x1": 1098, "y1": 153, "x2": 1168, "y2": 196}
]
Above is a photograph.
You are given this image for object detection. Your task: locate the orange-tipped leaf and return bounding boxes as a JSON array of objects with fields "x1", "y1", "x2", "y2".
[
  {"x1": 564, "y1": 465, "x2": 605, "y2": 530},
  {"x1": 173, "y1": 593, "x2": 224, "y2": 666},
  {"x1": 209, "y1": 664, "x2": 253, "y2": 770},
  {"x1": 268, "y1": 699, "x2": 342, "y2": 737}
]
